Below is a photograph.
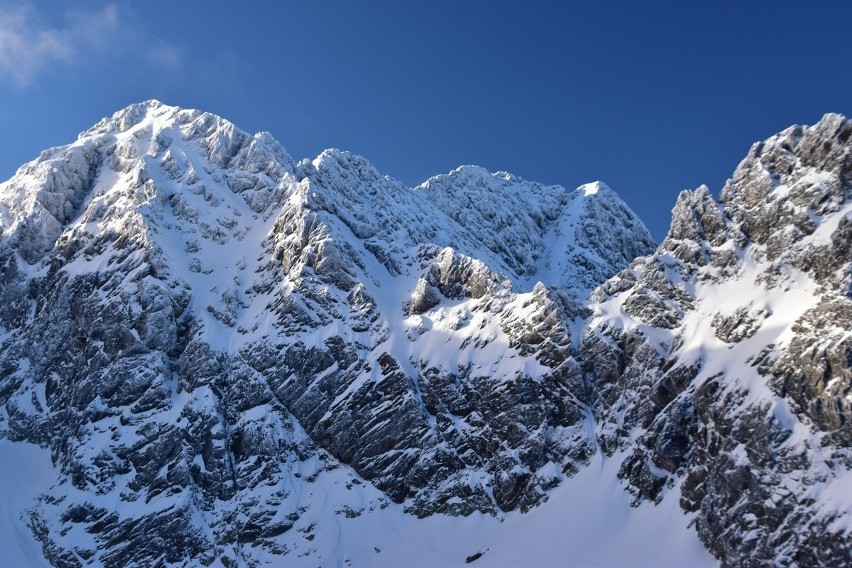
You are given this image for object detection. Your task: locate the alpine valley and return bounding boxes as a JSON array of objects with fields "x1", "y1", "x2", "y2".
[{"x1": 0, "y1": 101, "x2": 849, "y2": 567}]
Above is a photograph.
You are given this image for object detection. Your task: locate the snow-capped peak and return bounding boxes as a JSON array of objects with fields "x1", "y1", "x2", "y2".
[
  {"x1": 81, "y1": 98, "x2": 180, "y2": 137},
  {"x1": 578, "y1": 180, "x2": 603, "y2": 196}
]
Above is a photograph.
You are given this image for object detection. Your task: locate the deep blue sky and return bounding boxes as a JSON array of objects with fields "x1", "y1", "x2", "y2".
[{"x1": 1, "y1": 1, "x2": 851, "y2": 239}]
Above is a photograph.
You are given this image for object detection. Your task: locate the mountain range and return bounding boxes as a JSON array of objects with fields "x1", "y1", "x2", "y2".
[{"x1": 0, "y1": 101, "x2": 849, "y2": 567}]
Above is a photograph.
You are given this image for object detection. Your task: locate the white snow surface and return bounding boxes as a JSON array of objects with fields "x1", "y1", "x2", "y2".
[
  {"x1": 218, "y1": 451, "x2": 714, "y2": 568},
  {"x1": 0, "y1": 439, "x2": 54, "y2": 568}
]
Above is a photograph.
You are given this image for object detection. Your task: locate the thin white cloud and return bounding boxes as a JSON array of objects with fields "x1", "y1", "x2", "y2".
[
  {"x1": 0, "y1": 3, "x2": 119, "y2": 88},
  {"x1": 0, "y1": 2, "x2": 243, "y2": 94},
  {"x1": 65, "y1": 4, "x2": 120, "y2": 47},
  {"x1": 145, "y1": 40, "x2": 186, "y2": 72}
]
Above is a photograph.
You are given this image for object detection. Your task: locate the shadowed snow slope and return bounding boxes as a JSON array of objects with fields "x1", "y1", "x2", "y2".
[{"x1": 0, "y1": 440, "x2": 54, "y2": 568}]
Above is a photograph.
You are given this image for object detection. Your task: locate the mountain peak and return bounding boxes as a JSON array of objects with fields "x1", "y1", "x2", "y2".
[
  {"x1": 577, "y1": 180, "x2": 609, "y2": 197},
  {"x1": 80, "y1": 99, "x2": 182, "y2": 137},
  {"x1": 0, "y1": 101, "x2": 299, "y2": 264},
  {"x1": 306, "y1": 147, "x2": 382, "y2": 183},
  {"x1": 78, "y1": 100, "x2": 269, "y2": 162}
]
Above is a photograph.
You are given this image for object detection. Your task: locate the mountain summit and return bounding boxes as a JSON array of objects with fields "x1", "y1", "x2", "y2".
[{"x1": 0, "y1": 102, "x2": 849, "y2": 567}]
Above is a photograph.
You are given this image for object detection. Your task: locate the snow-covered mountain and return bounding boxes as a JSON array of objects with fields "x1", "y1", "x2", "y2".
[
  {"x1": 0, "y1": 101, "x2": 848, "y2": 567},
  {"x1": 583, "y1": 113, "x2": 852, "y2": 565}
]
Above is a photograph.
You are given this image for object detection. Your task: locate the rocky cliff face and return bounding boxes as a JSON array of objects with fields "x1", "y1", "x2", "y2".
[
  {"x1": 0, "y1": 101, "x2": 655, "y2": 566},
  {"x1": 583, "y1": 113, "x2": 852, "y2": 566}
]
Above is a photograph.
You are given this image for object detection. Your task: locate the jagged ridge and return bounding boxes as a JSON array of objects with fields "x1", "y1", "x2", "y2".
[{"x1": 3, "y1": 100, "x2": 848, "y2": 568}]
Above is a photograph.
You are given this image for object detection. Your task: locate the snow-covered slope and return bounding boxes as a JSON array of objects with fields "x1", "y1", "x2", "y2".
[{"x1": 0, "y1": 440, "x2": 54, "y2": 568}]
